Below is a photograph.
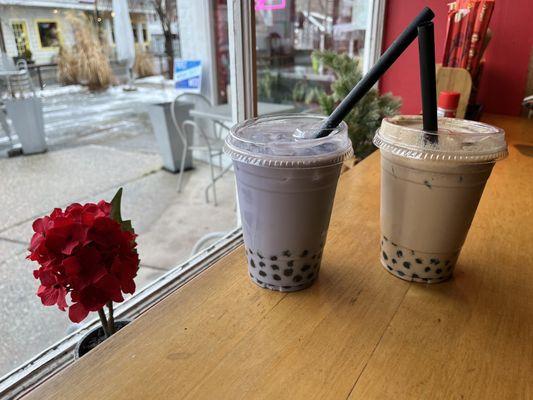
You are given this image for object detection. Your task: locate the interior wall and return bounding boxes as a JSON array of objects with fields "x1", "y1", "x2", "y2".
[{"x1": 379, "y1": 0, "x2": 533, "y2": 116}]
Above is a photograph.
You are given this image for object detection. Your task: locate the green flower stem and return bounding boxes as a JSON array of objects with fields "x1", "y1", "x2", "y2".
[
  {"x1": 107, "y1": 302, "x2": 115, "y2": 335},
  {"x1": 98, "y1": 308, "x2": 111, "y2": 338}
]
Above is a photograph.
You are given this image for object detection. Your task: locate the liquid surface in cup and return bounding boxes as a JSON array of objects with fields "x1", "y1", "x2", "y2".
[
  {"x1": 374, "y1": 116, "x2": 507, "y2": 283},
  {"x1": 225, "y1": 115, "x2": 353, "y2": 291}
]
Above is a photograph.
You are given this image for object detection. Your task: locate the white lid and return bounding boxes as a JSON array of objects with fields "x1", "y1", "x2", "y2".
[
  {"x1": 373, "y1": 116, "x2": 508, "y2": 163},
  {"x1": 224, "y1": 114, "x2": 353, "y2": 168}
]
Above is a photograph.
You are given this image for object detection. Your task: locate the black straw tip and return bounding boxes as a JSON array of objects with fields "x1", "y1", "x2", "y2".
[{"x1": 421, "y1": 7, "x2": 435, "y2": 20}]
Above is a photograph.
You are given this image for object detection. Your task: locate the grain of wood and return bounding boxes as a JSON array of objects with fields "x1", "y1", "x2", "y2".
[
  {"x1": 24, "y1": 116, "x2": 532, "y2": 400},
  {"x1": 348, "y1": 115, "x2": 533, "y2": 399}
]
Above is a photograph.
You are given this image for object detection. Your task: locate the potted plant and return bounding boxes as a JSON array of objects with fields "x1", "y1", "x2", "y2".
[
  {"x1": 312, "y1": 51, "x2": 402, "y2": 160},
  {"x1": 27, "y1": 188, "x2": 140, "y2": 357}
]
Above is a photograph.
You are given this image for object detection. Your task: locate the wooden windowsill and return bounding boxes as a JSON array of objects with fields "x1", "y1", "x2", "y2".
[{"x1": 24, "y1": 115, "x2": 533, "y2": 399}]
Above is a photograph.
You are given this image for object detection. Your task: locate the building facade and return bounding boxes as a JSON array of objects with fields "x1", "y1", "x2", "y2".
[{"x1": 0, "y1": 0, "x2": 158, "y2": 65}]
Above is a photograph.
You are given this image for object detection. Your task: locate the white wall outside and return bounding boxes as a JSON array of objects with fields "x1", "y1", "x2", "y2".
[{"x1": 176, "y1": 0, "x2": 217, "y2": 104}]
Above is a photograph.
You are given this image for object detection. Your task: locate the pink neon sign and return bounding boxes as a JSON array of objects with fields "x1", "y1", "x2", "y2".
[{"x1": 255, "y1": 0, "x2": 287, "y2": 11}]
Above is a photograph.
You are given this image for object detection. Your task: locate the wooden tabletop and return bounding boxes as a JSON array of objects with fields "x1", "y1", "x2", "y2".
[
  {"x1": 26, "y1": 115, "x2": 533, "y2": 399},
  {"x1": 189, "y1": 101, "x2": 295, "y2": 122}
]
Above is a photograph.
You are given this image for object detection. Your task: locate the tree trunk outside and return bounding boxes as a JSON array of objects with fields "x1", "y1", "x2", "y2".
[{"x1": 164, "y1": 30, "x2": 174, "y2": 79}]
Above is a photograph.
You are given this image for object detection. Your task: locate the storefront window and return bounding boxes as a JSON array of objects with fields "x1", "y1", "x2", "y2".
[
  {"x1": 255, "y1": 0, "x2": 370, "y2": 111},
  {"x1": 0, "y1": 0, "x2": 237, "y2": 382}
]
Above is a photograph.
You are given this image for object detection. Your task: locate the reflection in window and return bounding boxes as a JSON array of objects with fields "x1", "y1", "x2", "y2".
[
  {"x1": 132, "y1": 23, "x2": 138, "y2": 42},
  {"x1": 37, "y1": 21, "x2": 60, "y2": 48},
  {"x1": 142, "y1": 23, "x2": 149, "y2": 42},
  {"x1": 255, "y1": 0, "x2": 369, "y2": 110}
]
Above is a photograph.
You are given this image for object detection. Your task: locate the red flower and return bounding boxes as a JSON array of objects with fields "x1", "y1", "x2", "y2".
[{"x1": 27, "y1": 199, "x2": 139, "y2": 323}]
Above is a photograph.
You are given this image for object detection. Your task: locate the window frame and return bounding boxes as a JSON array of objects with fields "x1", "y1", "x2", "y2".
[
  {"x1": 9, "y1": 19, "x2": 31, "y2": 57},
  {"x1": 34, "y1": 18, "x2": 62, "y2": 51},
  {"x1": 363, "y1": 0, "x2": 387, "y2": 75}
]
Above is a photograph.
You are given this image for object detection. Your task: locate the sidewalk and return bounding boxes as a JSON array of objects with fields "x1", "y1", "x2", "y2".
[{"x1": 0, "y1": 85, "x2": 237, "y2": 377}]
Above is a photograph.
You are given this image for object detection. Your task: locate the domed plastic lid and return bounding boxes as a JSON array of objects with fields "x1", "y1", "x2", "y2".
[
  {"x1": 373, "y1": 115, "x2": 508, "y2": 163},
  {"x1": 224, "y1": 114, "x2": 353, "y2": 168}
]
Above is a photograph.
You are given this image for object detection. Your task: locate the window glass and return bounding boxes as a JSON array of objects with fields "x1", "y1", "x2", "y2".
[
  {"x1": 0, "y1": 0, "x2": 236, "y2": 377},
  {"x1": 255, "y1": 0, "x2": 370, "y2": 111},
  {"x1": 37, "y1": 21, "x2": 60, "y2": 48},
  {"x1": 11, "y1": 21, "x2": 30, "y2": 57},
  {"x1": 142, "y1": 23, "x2": 149, "y2": 43}
]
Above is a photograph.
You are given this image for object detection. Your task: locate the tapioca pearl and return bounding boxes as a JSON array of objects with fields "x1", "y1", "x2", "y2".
[
  {"x1": 283, "y1": 268, "x2": 293, "y2": 276},
  {"x1": 381, "y1": 240, "x2": 384, "y2": 246},
  {"x1": 403, "y1": 261, "x2": 411, "y2": 269},
  {"x1": 259, "y1": 270, "x2": 267, "y2": 277},
  {"x1": 271, "y1": 264, "x2": 279, "y2": 270},
  {"x1": 249, "y1": 272, "x2": 253, "y2": 278},
  {"x1": 392, "y1": 258, "x2": 397, "y2": 264},
  {"x1": 250, "y1": 259, "x2": 256, "y2": 268},
  {"x1": 396, "y1": 270, "x2": 405, "y2": 277},
  {"x1": 301, "y1": 264, "x2": 311, "y2": 272},
  {"x1": 383, "y1": 236, "x2": 388, "y2": 241},
  {"x1": 257, "y1": 251, "x2": 264, "y2": 259},
  {"x1": 272, "y1": 274, "x2": 281, "y2": 281},
  {"x1": 411, "y1": 250, "x2": 415, "y2": 255},
  {"x1": 282, "y1": 250, "x2": 291, "y2": 257},
  {"x1": 415, "y1": 258, "x2": 423, "y2": 264},
  {"x1": 293, "y1": 275, "x2": 303, "y2": 282},
  {"x1": 412, "y1": 273, "x2": 419, "y2": 279},
  {"x1": 424, "y1": 267, "x2": 431, "y2": 272},
  {"x1": 382, "y1": 251, "x2": 388, "y2": 261},
  {"x1": 396, "y1": 250, "x2": 403, "y2": 258},
  {"x1": 430, "y1": 258, "x2": 440, "y2": 265},
  {"x1": 249, "y1": 249, "x2": 254, "y2": 255},
  {"x1": 391, "y1": 242, "x2": 397, "y2": 246},
  {"x1": 307, "y1": 273, "x2": 314, "y2": 280},
  {"x1": 287, "y1": 260, "x2": 294, "y2": 267},
  {"x1": 270, "y1": 256, "x2": 277, "y2": 261},
  {"x1": 387, "y1": 265, "x2": 393, "y2": 271},
  {"x1": 301, "y1": 250, "x2": 309, "y2": 257},
  {"x1": 436, "y1": 268, "x2": 443, "y2": 274},
  {"x1": 259, "y1": 261, "x2": 265, "y2": 268}
]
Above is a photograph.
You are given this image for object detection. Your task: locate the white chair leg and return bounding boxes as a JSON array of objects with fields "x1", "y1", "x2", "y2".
[
  {"x1": 177, "y1": 146, "x2": 187, "y2": 193},
  {"x1": 209, "y1": 157, "x2": 218, "y2": 206}
]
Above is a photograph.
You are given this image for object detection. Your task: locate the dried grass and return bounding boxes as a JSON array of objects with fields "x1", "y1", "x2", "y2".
[
  {"x1": 57, "y1": 45, "x2": 78, "y2": 85},
  {"x1": 58, "y1": 12, "x2": 115, "y2": 91},
  {"x1": 133, "y1": 44, "x2": 155, "y2": 78}
]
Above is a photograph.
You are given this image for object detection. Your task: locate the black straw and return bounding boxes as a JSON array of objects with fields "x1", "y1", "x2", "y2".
[
  {"x1": 417, "y1": 21, "x2": 438, "y2": 142},
  {"x1": 316, "y1": 7, "x2": 435, "y2": 138}
]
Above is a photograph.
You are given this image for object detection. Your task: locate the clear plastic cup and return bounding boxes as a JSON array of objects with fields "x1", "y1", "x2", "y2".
[
  {"x1": 373, "y1": 116, "x2": 508, "y2": 283},
  {"x1": 224, "y1": 115, "x2": 353, "y2": 291}
]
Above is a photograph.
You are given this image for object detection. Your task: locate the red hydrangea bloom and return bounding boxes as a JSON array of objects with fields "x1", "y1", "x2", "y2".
[{"x1": 27, "y1": 200, "x2": 139, "y2": 323}]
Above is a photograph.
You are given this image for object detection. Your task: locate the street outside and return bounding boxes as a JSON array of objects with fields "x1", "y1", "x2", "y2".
[{"x1": 0, "y1": 83, "x2": 237, "y2": 376}]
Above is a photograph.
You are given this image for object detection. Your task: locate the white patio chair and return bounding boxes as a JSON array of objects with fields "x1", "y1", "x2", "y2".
[
  {"x1": 170, "y1": 93, "x2": 227, "y2": 206},
  {"x1": 180, "y1": 119, "x2": 226, "y2": 206}
]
